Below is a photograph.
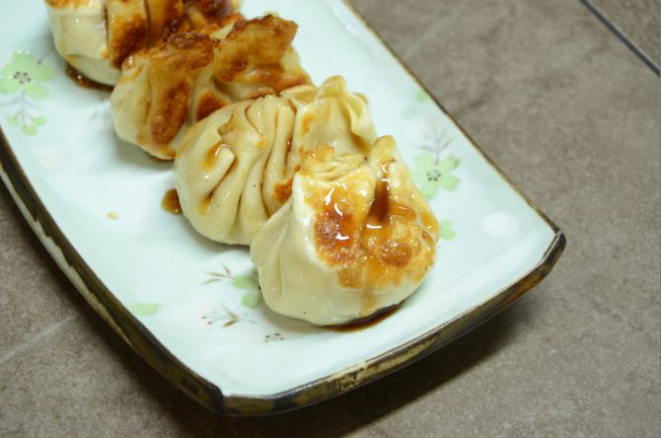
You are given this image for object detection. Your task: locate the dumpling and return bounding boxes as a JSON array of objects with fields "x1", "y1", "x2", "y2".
[
  {"x1": 46, "y1": 0, "x2": 126, "y2": 85},
  {"x1": 111, "y1": 14, "x2": 311, "y2": 159},
  {"x1": 209, "y1": 15, "x2": 311, "y2": 103},
  {"x1": 174, "y1": 76, "x2": 377, "y2": 245},
  {"x1": 250, "y1": 136, "x2": 440, "y2": 326},
  {"x1": 111, "y1": 32, "x2": 222, "y2": 160},
  {"x1": 45, "y1": 0, "x2": 241, "y2": 86}
]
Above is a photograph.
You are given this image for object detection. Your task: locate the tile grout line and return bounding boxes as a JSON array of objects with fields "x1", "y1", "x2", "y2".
[
  {"x1": 578, "y1": 0, "x2": 660, "y2": 76},
  {"x1": 0, "y1": 313, "x2": 77, "y2": 366},
  {"x1": 402, "y1": 19, "x2": 444, "y2": 61}
]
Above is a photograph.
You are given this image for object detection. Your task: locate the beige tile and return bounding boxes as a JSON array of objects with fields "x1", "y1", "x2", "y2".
[
  {"x1": 352, "y1": 0, "x2": 660, "y2": 435},
  {"x1": 0, "y1": 0, "x2": 659, "y2": 436},
  {"x1": 0, "y1": 312, "x2": 178, "y2": 438},
  {"x1": 0, "y1": 291, "x2": 524, "y2": 438},
  {"x1": 591, "y1": 0, "x2": 659, "y2": 66},
  {"x1": 0, "y1": 184, "x2": 79, "y2": 360},
  {"x1": 348, "y1": 0, "x2": 445, "y2": 57}
]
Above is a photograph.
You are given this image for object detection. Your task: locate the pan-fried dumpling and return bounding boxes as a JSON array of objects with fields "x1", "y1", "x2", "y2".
[
  {"x1": 174, "y1": 76, "x2": 377, "y2": 245},
  {"x1": 46, "y1": 0, "x2": 126, "y2": 85},
  {"x1": 111, "y1": 15, "x2": 311, "y2": 159},
  {"x1": 111, "y1": 32, "x2": 221, "y2": 160},
  {"x1": 208, "y1": 15, "x2": 310, "y2": 103},
  {"x1": 250, "y1": 136, "x2": 440, "y2": 326},
  {"x1": 144, "y1": 0, "x2": 242, "y2": 45},
  {"x1": 44, "y1": 0, "x2": 241, "y2": 86}
]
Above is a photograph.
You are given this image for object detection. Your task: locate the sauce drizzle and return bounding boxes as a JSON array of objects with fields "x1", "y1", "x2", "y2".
[
  {"x1": 161, "y1": 189, "x2": 182, "y2": 215},
  {"x1": 328, "y1": 305, "x2": 400, "y2": 332},
  {"x1": 65, "y1": 64, "x2": 113, "y2": 92},
  {"x1": 204, "y1": 143, "x2": 224, "y2": 170}
]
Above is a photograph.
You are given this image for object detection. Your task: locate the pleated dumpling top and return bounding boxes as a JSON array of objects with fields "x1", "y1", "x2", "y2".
[
  {"x1": 250, "y1": 136, "x2": 440, "y2": 326},
  {"x1": 173, "y1": 76, "x2": 377, "y2": 245}
]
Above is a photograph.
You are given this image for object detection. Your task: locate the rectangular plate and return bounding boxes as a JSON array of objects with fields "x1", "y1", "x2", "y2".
[{"x1": 0, "y1": 0, "x2": 565, "y2": 415}]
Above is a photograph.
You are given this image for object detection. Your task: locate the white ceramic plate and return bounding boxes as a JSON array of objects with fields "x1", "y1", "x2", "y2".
[{"x1": 0, "y1": 0, "x2": 565, "y2": 415}]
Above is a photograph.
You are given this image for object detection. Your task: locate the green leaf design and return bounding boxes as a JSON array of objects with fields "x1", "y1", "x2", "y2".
[
  {"x1": 438, "y1": 219, "x2": 456, "y2": 240},
  {"x1": 414, "y1": 153, "x2": 435, "y2": 171},
  {"x1": 232, "y1": 274, "x2": 259, "y2": 290},
  {"x1": 437, "y1": 156, "x2": 459, "y2": 173},
  {"x1": 4, "y1": 51, "x2": 55, "y2": 81},
  {"x1": 0, "y1": 64, "x2": 12, "y2": 77},
  {"x1": 31, "y1": 62, "x2": 56, "y2": 82},
  {"x1": 415, "y1": 89, "x2": 430, "y2": 103},
  {"x1": 6, "y1": 115, "x2": 19, "y2": 126},
  {"x1": 24, "y1": 82, "x2": 48, "y2": 100},
  {"x1": 0, "y1": 51, "x2": 55, "y2": 136},
  {"x1": 241, "y1": 289, "x2": 263, "y2": 308},
  {"x1": 21, "y1": 125, "x2": 37, "y2": 136},
  {"x1": 0, "y1": 78, "x2": 19, "y2": 94},
  {"x1": 439, "y1": 228, "x2": 456, "y2": 240},
  {"x1": 128, "y1": 302, "x2": 162, "y2": 316},
  {"x1": 439, "y1": 175, "x2": 459, "y2": 190},
  {"x1": 420, "y1": 181, "x2": 440, "y2": 198},
  {"x1": 11, "y1": 51, "x2": 35, "y2": 72}
]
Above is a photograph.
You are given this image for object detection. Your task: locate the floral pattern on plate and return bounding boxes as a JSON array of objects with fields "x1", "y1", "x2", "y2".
[
  {"x1": 0, "y1": 50, "x2": 55, "y2": 135},
  {"x1": 205, "y1": 264, "x2": 264, "y2": 309}
]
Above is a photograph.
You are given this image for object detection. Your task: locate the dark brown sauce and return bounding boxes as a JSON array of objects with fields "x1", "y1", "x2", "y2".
[
  {"x1": 65, "y1": 64, "x2": 113, "y2": 92},
  {"x1": 367, "y1": 177, "x2": 389, "y2": 225},
  {"x1": 328, "y1": 305, "x2": 400, "y2": 332},
  {"x1": 364, "y1": 161, "x2": 414, "y2": 230},
  {"x1": 162, "y1": 189, "x2": 182, "y2": 215}
]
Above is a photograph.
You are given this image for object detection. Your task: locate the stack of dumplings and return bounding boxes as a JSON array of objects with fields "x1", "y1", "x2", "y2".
[{"x1": 45, "y1": 1, "x2": 441, "y2": 326}]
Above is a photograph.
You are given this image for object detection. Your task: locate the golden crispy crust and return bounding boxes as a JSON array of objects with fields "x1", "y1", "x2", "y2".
[
  {"x1": 107, "y1": 0, "x2": 150, "y2": 68},
  {"x1": 304, "y1": 152, "x2": 436, "y2": 295},
  {"x1": 214, "y1": 15, "x2": 309, "y2": 93},
  {"x1": 225, "y1": 15, "x2": 297, "y2": 64},
  {"x1": 110, "y1": 20, "x2": 149, "y2": 68},
  {"x1": 145, "y1": 0, "x2": 240, "y2": 45},
  {"x1": 145, "y1": 0, "x2": 187, "y2": 44},
  {"x1": 186, "y1": 0, "x2": 234, "y2": 18},
  {"x1": 195, "y1": 92, "x2": 227, "y2": 121},
  {"x1": 272, "y1": 164, "x2": 300, "y2": 204},
  {"x1": 116, "y1": 15, "x2": 309, "y2": 159},
  {"x1": 147, "y1": 33, "x2": 217, "y2": 148}
]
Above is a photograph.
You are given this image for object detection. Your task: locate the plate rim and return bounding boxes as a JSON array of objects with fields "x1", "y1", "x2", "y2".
[{"x1": 0, "y1": 0, "x2": 566, "y2": 416}]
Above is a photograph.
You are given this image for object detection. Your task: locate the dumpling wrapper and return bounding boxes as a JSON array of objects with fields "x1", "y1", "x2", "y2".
[
  {"x1": 250, "y1": 136, "x2": 440, "y2": 326},
  {"x1": 174, "y1": 76, "x2": 377, "y2": 245},
  {"x1": 46, "y1": 0, "x2": 124, "y2": 85},
  {"x1": 208, "y1": 15, "x2": 310, "y2": 103},
  {"x1": 44, "y1": 0, "x2": 241, "y2": 86},
  {"x1": 111, "y1": 14, "x2": 311, "y2": 159}
]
